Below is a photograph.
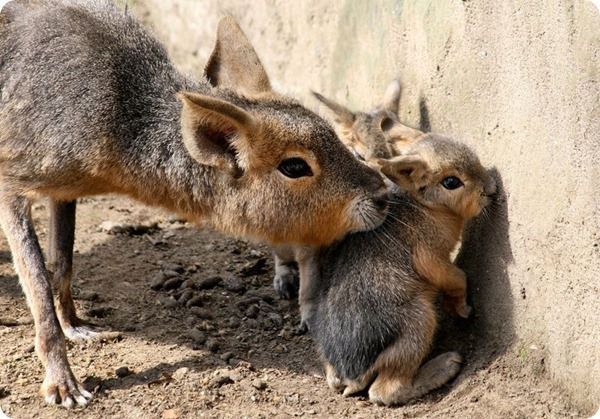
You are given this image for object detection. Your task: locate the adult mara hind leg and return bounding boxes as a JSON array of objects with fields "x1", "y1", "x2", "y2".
[
  {"x1": 0, "y1": 192, "x2": 92, "y2": 407},
  {"x1": 47, "y1": 199, "x2": 106, "y2": 341}
]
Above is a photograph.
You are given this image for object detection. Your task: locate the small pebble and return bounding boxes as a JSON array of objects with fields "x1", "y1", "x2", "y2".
[
  {"x1": 206, "y1": 339, "x2": 220, "y2": 353},
  {"x1": 181, "y1": 279, "x2": 196, "y2": 289},
  {"x1": 160, "y1": 296, "x2": 179, "y2": 308},
  {"x1": 237, "y1": 297, "x2": 261, "y2": 311},
  {"x1": 190, "y1": 307, "x2": 213, "y2": 319},
  {"x1": 223, "y1": 277, "x2": 246, "y2": 294},
  {"x1": 196, "y1": 276, "x2": 222, "y2": 290},
  {"x1": 167, "y1": 215, "x2": 186, "y2": 224},
  {"x1": 251, "y1": 379, "x2": 267, "y2": 391},
  {"x1": 178, "y1": 290, "x2": 194, "y2": 305},
  {"x1": 172, "y1": 367, "x2": 189, "y2": 381},
  {"x1": 220, "y1": 352, "x2": 234, "y2": 362},
  {"x1": 163, "y1": 277, "x2": 183, "y2": 290},
  {"x1": 209, "y1": 374, "x2": 233, "y2": 389},
  {"x1": 98, "y1": 221, "x2": 126, "y2": 234},
  {"x1": 162, "y1": 231, "x2": 176, "y2": 240},
  {"x1": 189, "y1": 329, "x2": 207, "y2": 345},
  {"x1": 245, "y1": 305, "x2": 259, "y2": 319},
  {"x1": 162, "y1": 270, "x2": 181, "y2": 279},
  {"x1": 159, "y1": 262, "x2": 185, "y2": 273},
  {"x1": 115, "y1": 366, "x2": 132, "y2": 378},
  {"x1": 248, "y1": 290, "x2": 275, "y2": 305},
  {"x1": 196, "y1": 320, "x2": 215, "y2": 332},
  {"x1": 266, "y1": 312, "x2": 283, "y2": 328},
  {"x1": 150, "y1": 274, "x2": 167, "y2": 290},
  {"x1": 185, "y1": 296, "x2": 203, "y2": 308}
]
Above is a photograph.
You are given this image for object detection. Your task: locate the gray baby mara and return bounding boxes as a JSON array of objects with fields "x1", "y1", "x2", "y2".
[{"x1": 0, "y1": 0, "x2": 388, "y2": 408}]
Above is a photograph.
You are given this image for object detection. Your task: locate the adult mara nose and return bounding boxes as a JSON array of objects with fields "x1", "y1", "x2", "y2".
[{"x1": 372, "y1": 191, "x2": 390, "y2": 213}]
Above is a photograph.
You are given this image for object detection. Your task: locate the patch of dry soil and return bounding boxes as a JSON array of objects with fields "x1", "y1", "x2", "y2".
[{"x1": 0, "y1": 197, "x2": 582, "y2": 418}]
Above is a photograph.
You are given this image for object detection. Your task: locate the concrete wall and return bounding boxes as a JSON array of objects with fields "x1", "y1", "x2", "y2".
[{"x1": 132, "y1": 0, "x2": 600, "y2": 412}]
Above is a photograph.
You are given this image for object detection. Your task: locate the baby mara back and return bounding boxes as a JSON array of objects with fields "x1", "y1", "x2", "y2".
[
  {"x1": 313, "y1": 194, "x2": 438, "y2": 380},
  {"x1": 309, "y1": 135, "x2": 496, "y2": 405}
]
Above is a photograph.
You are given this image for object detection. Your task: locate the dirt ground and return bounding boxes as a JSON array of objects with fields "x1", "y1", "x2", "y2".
[{"x1": 0, "y1": 196, "x2": 584, "y2": 418}]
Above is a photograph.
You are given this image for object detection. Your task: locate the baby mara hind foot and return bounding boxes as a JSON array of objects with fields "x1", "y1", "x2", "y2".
[
  {"x1": 324, "y1": 362, "x2": 374, "y2": 396},
  {"x1": 368, "y1": 352, "x2": 462, "y2": 406}
]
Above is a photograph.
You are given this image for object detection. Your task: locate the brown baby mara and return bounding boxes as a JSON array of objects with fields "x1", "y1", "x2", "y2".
[
  {"x1": 306, "y1": 134, "x2": 496, "y2": 405},
  {"x1": 0, "y1": 1, "x2": 388, "y2": 408}
]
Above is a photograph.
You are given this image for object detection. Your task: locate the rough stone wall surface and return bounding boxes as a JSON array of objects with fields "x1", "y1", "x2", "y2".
[{"x1": 133, "y1": 0, "x2": 600, "y2": 411}]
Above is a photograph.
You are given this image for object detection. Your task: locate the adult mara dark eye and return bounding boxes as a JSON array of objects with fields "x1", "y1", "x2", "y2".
[
  {"x1": 278, "y1": 157, "x2": 313, "y2": 178},
  {"x1": 441, "y1": 176, "x2": 463, "y2": 190}
]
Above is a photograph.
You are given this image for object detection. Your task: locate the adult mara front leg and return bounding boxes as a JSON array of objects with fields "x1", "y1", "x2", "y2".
[{"x1": 0, "y1": 192, "x2": 92, "y2": 408}]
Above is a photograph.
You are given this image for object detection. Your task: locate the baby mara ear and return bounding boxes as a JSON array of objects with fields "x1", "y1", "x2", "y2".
[
  {"x1": 178, "y1": 92, "x2": 257, "y2": 178},
  {"x1": 204, "y1": 16, "x2": 272, "y2": 96},
  {"x1": 375, "y1": 80, "x2": 425, "y2": 155},
  {"x1": 377, "y1": 154, "x2": 431, "y2": 191},
  {"x1": 380, "y1": 79, "x2": 401, "y2": 115},
  {"x1": 312, "y1": 91, "x2": 356, "y2": 131}
]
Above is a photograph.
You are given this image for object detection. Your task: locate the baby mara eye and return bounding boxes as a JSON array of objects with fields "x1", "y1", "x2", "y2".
[
  {"x1": 441, "y1": 176, "x2": 464, "y2": 190},
  {"x1": 277, "y1": 157, "x2": 313, "y2": 179}
]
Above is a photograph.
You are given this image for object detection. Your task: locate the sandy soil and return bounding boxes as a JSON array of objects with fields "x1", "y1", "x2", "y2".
[{"x1": 0, "y1": 196, "x2": 584, "y2": 418}]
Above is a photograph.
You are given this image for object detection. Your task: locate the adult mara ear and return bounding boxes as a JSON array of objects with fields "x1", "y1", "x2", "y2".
[
  {"x1": 205, "y1": 16, "x2": 272, "y2": 95},
  {"x1": 380, "y1": 79, "x2": 401, "y2": 114},
  {"x1": 178, "y1": 92, "x2": 256, "y2": 177},
  {"x1": 377, "y1": 154, "x2": 431, "y2": 191},
  {"x1": 312, "y1": 91, "x2": 356, "y2": 130}
]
